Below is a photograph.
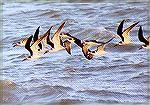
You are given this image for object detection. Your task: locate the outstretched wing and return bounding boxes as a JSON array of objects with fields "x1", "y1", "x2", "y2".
[
  {"x1": 33, "y1": 26, "x2": 42, "y2": 50},
  {"x1": 31, "y1": 27, "x2": 51, "y2": 52},
  {"x1": 33, "y1": 26, "x2": 40, "y2": 42},
  {"x1": 46, "y1": 26, "x2": 54, "y2": 48},
  {"x1": 25, "y1": 35, "x2": 33, "y2": 56},
  {"x1": 138, "y1": 26, "x2": 149, "y2": 45},
  {"x1": 63, "y1": 40, "x2": 71, "y2": 55},
  {"x1": 117, "y1": 20, "x2": 125, "y2": 41},
  {"x1": 123, "y1": 21, "x2": 139, "y2": 37},
  {"x1": 96, "y1": 44, "x2": 105, "y2": 52},
  {"x1": 51, "y1": 22, "x2": 66, "y2": 49},
  {"x1": 63, "y1": 33, "x2": 83, "y2": 48},
  {"x1": 103, "y1": 37, "x2": 114, "y2": 44}
]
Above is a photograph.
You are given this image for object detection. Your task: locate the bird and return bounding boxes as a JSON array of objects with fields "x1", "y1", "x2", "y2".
[
  {"x1": 45, "y1": 22, "x2": 72, "y2": 55},
  {"x1": 114, "y1": 20, "x2": 139, "y2": 46},
  {"x1": 82, "y1": 38, "x2": 114, "y2": 60},
  {"x1": 12, "y1": 26, "x2": 53, "y2": 50},
  {"x1": 13, "y1": 26, "x2": 40, "y2": 47},
  {"x1": 138, "y1": 26, "x2": 150, "y2": 49},
  {"x1": 12, "y1": 37, "x2": 28, "y2": 47},
  {"x1": 23, "y1": 27, "x2": 51, "y2": 61},
  {"x1": 60, "y1": 32, "x2": 114, "y2": 60}
]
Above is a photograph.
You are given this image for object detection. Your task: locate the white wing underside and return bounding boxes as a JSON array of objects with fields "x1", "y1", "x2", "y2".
[
  {"x1": 51, "y1": 22, "x2": 66, "y2": 50},
  {"x1": 122, "y1": 31, "x2": 132, "y2": 44}
]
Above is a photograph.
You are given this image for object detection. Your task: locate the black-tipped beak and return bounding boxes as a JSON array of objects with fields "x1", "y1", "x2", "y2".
[
  {"x1": 67, "y1": 50, "x2": 71, "y2": 55},
  {"x1": 12, "y1": 43, "x2": 17, "y2": 47},
  {"x1": 139, "y1": 46, "x2": 143, "y2": 50},
  {"x1": 114, "y1": 44, "x2": 119, "y2": 47},
  {"x1": 44, "y1": 50, "x2": 49, "y2": 54},
  {"x1": 22, "y1": 58, "x2": 27, "y2": 61}
]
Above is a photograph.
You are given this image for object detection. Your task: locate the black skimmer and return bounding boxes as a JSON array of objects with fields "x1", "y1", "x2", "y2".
[
  {"x1": 138, "y1": 26, "x2": 150, "y2": 49},
  {"x1": 115, "y1": 20, "x2": 139, "y2": 46},
  {"x1": 46, "y1": 22, "x2": 72, "y2": 54},
  {"x1": 23, "y1": 27, "x2": 51, "y2": 61},
  {"x1": 12, "y1": 26, "x2": 53, "y2": 50},
  {"x1": 82, "y1": 38, "x2": 114, "y2": 60},
  {"x1": 60, "y1": 32, "x2": 114, "y2": 59},
  {"x1": 13, "y1": 26, "x2": 41, "y2": 47},
  {"x1": 12, "y1": 38, "x2": 28, "y2": 47}
]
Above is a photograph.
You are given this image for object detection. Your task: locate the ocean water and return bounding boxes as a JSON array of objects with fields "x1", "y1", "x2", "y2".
[{"x1": 1, "y1": 2, "x2": 150, "y2": 105}]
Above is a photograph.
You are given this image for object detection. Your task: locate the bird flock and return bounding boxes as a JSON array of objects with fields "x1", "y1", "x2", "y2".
[{"x1": 12, "y1": 20, "x2": 150, "y2": 61}]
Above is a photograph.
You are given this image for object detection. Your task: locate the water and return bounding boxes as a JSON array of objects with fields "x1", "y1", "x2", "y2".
[{"x1": 1, "y1": 2, "x2": 150, "y2": 105}]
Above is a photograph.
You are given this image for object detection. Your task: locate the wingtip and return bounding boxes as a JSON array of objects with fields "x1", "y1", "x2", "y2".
[
  {"x1": 68, "y1": 51, "x2": 71, "y2": 55},
  {"x1": 138, "y1": 25, "x2": 143, "y2": 36},
  {"x1": 139, "y1": 25, "x2": 142, "y2": 30}
]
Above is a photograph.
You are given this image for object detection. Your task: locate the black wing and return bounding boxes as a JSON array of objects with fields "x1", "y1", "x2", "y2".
[
  {"x1": 46, "y1": 26, "x2": 54, "y2": 48},
  {"x1": 123, "y1": 21, "x2": 139, "y2": 33},
  {"x1": 104, "y1": 37, "x2": 114, "y2": 44},
  {"x1": 66, "y1": 33, "x2": 83, "y2": 48},
  {"x1": 33, "y1": 26, "x2": 40, "y2": 42},
  {"x1": 25, "y1": 35, "x2": 33, "y2": 56},
  {"x1": 117, "y1": 20, "x2": 125, "y2": 41},
  {"x1": 84, "y1": 40, "x2": 104, "y2": 44},
  {"x1": 138, "y1": 26, "x2": 149, "y2": 45},
  {"x1": 33, "y1": 26, "x2": 42, "y2": 50}
]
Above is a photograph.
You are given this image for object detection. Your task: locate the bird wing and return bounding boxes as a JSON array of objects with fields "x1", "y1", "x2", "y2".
[
  {"x1": 25, "y1": 35, "x2": 33, "y2": 56},
  {"x1": 96, "y1": 38, "x2": 114, "y2": 52},
  {"x1": 103, "y1": 37, "x2": 114, "y2": 44},
  {"x1": 30, "y1": 27, "x2": 51, "y2": 52},
  {"x1": 33, "y1": 26, "x2": 42, "y2": 50},
  {"x1": 61, "y1": 33, "x2": 83, "y2": 48},
  {"x1": 63, "y1": 40, "x2": 71, "y2": 55},
  {"x1": 117, "y1": 20, "x2": 125, "y2": 41},
  {"x1": 33, "y1": 26, "x2": 40, "y2": 42},
  {"x1": 51, "y1": 22, "x2": 66, "y2": 48},
  {"x1": 123, "y1": 21, "x2": 139, "y2": 37},
  {"x1": 96, "y1": 44, "x2": 105, "y2": 52},
  {"x1": 82, "y1": 44, "x2": 90, "y2": 57},
  {"x1": 46, "y1": 26, "x2": 54, "y2": 48},
  {"x1": 138, "y1": 26, "x2": 149, "y2": 45}
]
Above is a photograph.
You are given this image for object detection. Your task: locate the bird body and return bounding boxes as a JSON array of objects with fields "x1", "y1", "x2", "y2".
[{"x1": 23, "y1": 27, "x2": 51, "y2": 61}]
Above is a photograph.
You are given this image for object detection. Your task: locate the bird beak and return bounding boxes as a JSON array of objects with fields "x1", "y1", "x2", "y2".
[
  {"x1": 44, "y1": 50, "x2": 49, "y2": 54},
  {"x1": 139, "y1": 46, "x2": 143, "y2": 50},
  {"x1": 12, "y1": 43, "x2": 17, "y2": 47},
  {"x1": 22, "y1": 58, "x2": 27, "y2": 61},
  {"x1": 114, "y1": 44, "x2": 119, "y2": 47}
]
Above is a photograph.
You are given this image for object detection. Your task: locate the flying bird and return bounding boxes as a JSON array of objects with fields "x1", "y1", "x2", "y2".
[
  {"x1": 23, "y1": 27, "x2": 51, "y2": 61},
  {"x1": 114, "y1": 20, "x2": 139, "y2": 46}
]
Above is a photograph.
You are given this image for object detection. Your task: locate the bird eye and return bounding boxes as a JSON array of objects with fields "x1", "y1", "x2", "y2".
[{"x1": 18, "y1": 42, "x2": 20, "y2": 44}]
